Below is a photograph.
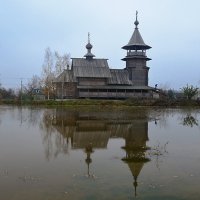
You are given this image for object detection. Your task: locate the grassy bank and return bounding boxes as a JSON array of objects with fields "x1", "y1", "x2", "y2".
[{"x1": 1, "y1": 98, "x2": 200, "y2": 108}]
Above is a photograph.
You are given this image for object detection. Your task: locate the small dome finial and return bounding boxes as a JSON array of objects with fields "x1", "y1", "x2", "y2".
[
  {"x1": 86, "y1": 32, "x2": 92, "y2": 49},
  {"x1": 134, "y1": 10, "x2": 139, "y2": 28}
]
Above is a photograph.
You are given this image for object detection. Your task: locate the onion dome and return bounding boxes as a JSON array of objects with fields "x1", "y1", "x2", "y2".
[
  {"x1": 84, "y1": 32, "x2": 95, "y2": 59},
  {"x1": 86, "y1": 42, "x2": 93, "y2": 49}
]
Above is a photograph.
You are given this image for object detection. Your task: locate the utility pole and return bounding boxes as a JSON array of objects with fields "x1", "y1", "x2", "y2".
[
  {"x1": 0, "y1": 74, "x2": 1, "y2": 88},
  {"x1": 20, "y1": 78, "x2": 23, "y2": 104},
  {"x1": 62, "y1": 77, "x2": 64, "y2": 100}
]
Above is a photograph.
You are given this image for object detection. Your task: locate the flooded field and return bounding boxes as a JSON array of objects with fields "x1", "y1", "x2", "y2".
[{"x1": 0, "y1": 106, "x2": 200, "y2": 200}]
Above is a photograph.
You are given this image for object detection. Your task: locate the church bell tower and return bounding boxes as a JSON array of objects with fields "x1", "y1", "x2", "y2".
[{"x1": 122, "y1": 11, "x2": 151, "y2": 86}]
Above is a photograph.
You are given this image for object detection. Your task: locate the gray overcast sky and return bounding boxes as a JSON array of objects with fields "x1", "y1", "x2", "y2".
[{"x1": 0, "y1": 0, "x2": 200, "y2": 90}]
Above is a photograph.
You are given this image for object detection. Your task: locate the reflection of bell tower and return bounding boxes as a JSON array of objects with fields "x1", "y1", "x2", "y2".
[{"x1": 122, "y1": 120, "x2": 150, "y2": 197}]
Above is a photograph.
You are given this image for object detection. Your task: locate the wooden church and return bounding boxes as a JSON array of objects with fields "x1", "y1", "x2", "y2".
[{"x1": 53, "y1": 12, "x2": 154, "y2": 99}]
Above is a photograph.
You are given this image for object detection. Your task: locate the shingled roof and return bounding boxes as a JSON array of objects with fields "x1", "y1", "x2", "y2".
[
  {"x1": 122, "y1": 28, "x2": 151, "y2": 50},
  {"x1": 53, "y1": 69, "x2": 77, "y2": 83},
  {"x1": 108, "y1": 69, "x2": 132, "y2": 85},
  {"x1": 72, "y1": 58, "x2": 109, "y2": 68},
  {"x1": 122, "y1": 12, "x2": 151, "y2": 50},
  {"x1": 72, "y1": 58, "x2": 111, "y2": 78}
]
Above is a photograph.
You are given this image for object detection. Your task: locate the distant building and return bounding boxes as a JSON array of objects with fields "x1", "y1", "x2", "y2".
[
  {"x1": 32, "y1": 88, "x2": 45, "y2": 100},
  {"x1": 54, "y1": 12, "x2": 154, "y2": 99}
]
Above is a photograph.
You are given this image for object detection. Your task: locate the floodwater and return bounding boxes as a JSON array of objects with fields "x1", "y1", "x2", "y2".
[{"x1": 0, "y1": 106, "x2": 200, "y2": 200}]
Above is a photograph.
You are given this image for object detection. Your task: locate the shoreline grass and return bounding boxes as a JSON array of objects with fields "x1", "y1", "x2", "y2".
[{"x1": 1, "y1": 98, "x2": 200, "y2": 108}]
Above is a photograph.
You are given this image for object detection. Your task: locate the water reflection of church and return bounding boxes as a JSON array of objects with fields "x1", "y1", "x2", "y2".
[{"x1": 48, "y1": 108, "x2": 151, "y2": 196}]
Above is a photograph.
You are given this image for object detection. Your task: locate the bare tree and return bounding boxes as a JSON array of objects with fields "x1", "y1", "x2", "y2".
[
  {"x1": 25, "y1": 75, "x2": 42, "y2": 98},
  {"x1": 41, "y1": 47, "x2": 71, "y2": 99},
  {"x1": 54, "y1": 51, "x2": 70, "y2": 76},
  {"x1": 41, "y1": 47, "x2": 55, "y2": 100},
  {"x1": 181, "y1": 84, "x2": 199, "y2": 100},
  {"x1": 62, "y1": 53, "x2": 71, "y2": 69},
  {"x1": 27, "y1": 75, "x2": 41, "y2": 91}
]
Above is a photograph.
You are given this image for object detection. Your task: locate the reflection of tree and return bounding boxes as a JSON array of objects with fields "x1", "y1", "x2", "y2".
[
  {"x1": 149, "y1": 109, "x2": 173, "y2": 129},
  {"x1": 149, "y1": 142, "x2": 168, "y2": 169},
  {"x1": 178, "y1": 109, "x2": 200, "y2": 128},
  {"x1": 15, "y1": 107, "x2": 42, "y2": 126},
  {"x1": 0, "y1": 107, "x2": 43, "y2": 127},
  {"x1": 0, "y1": 107, "x2": 8, "y2": 126},
  {"x1": 150, "y1": 109, "x2": 200, "y2": 129},
  {"x1": 27, "y1": 108, "x2": 42, "y2": 127},
  {"x1": 40, "y1": 109, "x2": 70, "y2": 160},
  {"x1": 182, "y1": 114, "x2": 198, "y2": 127}
]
